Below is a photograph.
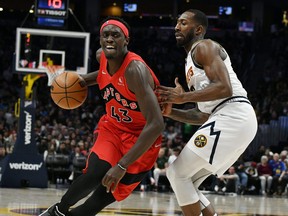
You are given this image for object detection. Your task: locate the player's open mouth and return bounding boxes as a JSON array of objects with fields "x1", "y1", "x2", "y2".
[
  {"x1": 104, "y1": 46, "x2": 117, "y2": 54},
  {"x1": 105, "y1": 45, "x2": 115, "y2": 50},
  {"x1": 175, "y1": 33, "x2": 184, "y2": 39}
]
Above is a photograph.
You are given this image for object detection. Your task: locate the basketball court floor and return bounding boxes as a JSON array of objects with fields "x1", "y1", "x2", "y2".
[{"x1": 0, "y1": 187, "x2": 287, "y2": 216}]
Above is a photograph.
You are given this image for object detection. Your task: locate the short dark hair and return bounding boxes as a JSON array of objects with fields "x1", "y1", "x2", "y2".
[
  {"x1": 100, "y1": 16, "x2": 131, "y2": 36},
  {"x1": 186, "y1": 9, "x2": 208, "y2": 30}
]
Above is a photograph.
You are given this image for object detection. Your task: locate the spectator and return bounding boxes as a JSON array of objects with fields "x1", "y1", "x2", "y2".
[
  {"x1": 214, "y1": 166, "x2": 239, "y2": 193},
  {"x1": 139, "y1": 170, "x2": 155, "y2": 192},
  {"x1": 0, "y1": 144, "x2": 6, "y2": 162},
  {"x1": 270, "y1": 153, "x2": 287, "y2": 195},
  {"x1": 43, "y1": 143, "x2": 57, "y2": 162},
  {"x1": 56, "y1": 141, "x2": 70, "y2": 155},
  {"x1": 153, "y1": 147, "x2": 168, "y2": 191},
  {"x1": 169, "y1": 134, "x2": 185, "y2": 149},
  {"x1": 167, "y1": 146, "x2": 182, "y2": 166},
  {"x1": 234, "y1": 159, "x2": 248, "y2": 194},
  {"x1": 165, "y1": 125, "x2": 178, "y2": 145},
  {"x1": 253, "y1": 145, "x2": 266, "y2": 163},
  {"x1": 245, "y1": 162, "x2": 260, "y2": 194},
  {"x1": 257, "y1": 155, "x2": 273, "y2": 195},
  {"x1": 68, "y1": 145, "x2": 85, "y2": 181},
  {"x1": 280, "y1": 150, "x2": 288, "y2": 162}
]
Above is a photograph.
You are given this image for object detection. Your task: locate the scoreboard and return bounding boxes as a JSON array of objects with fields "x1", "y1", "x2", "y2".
[{"x1": 35, "y1": 0, "x2": 69, "y2": 19}]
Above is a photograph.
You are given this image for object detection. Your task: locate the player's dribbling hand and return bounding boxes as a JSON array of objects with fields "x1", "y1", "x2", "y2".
[
  {"x1": 156, "y1": 77, "x2": 185, "y2": 104},
  {"x1": 102, "y1": 165, "x2": 126, "y2": 193}
]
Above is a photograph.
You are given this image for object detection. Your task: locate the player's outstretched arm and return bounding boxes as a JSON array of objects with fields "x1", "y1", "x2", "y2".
[
  {"x1": 166, "y1": 107, "x2": 209, "y2": 125},
  {"x1": 80, "y1": 71, "x2": 99, "y2": 86},
  {"x1": 79, "y1": 48, "x2": 102, "y2": 86},
  {"x1": 157, "y1": 40, "x2": 232, "y2": 104}
]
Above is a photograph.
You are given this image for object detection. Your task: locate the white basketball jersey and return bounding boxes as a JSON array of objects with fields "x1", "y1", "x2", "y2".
[{"x1": 185, "y1": 40, "x2": 247, "y2": 114}]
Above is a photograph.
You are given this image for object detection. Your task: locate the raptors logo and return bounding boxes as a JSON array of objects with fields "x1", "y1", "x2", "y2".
[{"x1": 194, "y1": 135, "x2": 207, "y2": 148}]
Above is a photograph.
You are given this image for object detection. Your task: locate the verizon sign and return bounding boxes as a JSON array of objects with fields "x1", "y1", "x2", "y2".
[
  {"x1": 9, "y1": 162, "x2": 43, "y2": 171},
  {"x1": 23, "y1": 111, "x2": 32, "y2": 145}
]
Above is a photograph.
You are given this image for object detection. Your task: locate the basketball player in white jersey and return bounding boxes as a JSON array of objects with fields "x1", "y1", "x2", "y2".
[{"x1": 157, "y1": 9, "x2": 258, "y2": 216}]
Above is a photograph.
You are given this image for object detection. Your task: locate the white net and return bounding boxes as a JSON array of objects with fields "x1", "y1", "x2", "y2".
[{"x1": 44, "y1": 65, "x2": 65, "y2": 86}]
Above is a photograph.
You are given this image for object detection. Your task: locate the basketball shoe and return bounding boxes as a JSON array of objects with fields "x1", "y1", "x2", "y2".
[{"x1": 39, "y1": 203, "x2": 66, "y2": 216}]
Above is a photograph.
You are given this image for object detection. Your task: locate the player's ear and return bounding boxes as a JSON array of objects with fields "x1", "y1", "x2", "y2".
[
  {"x1": 124, "y1": 37, "x2": 130, "y2": 46},
  {"x1": 195, "y1": 25, "x2": 203, "y2": 36}
]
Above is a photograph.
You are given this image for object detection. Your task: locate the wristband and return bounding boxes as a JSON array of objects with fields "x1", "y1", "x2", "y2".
[{"x1": 117, "y1": 163, "x2": 127, "y2": 171}]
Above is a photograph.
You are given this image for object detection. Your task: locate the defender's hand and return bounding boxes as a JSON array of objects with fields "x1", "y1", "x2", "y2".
[{"x1": 157, "y1": 78, "x2": 186, "y2": 104}]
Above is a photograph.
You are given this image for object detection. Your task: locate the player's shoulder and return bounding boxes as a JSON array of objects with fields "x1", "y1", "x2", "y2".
[
  {"x1": 126, "y1": 53, "x2": 147, "y2": 70},
  {"x1": 193, "y1": 39, "x2": 223, "y2": 58},
  {"x1": 96, "y1": 48, "x2": 102, "y2": 63},
  {"x1": 126, "y1": 60, "x2": 149, "y2": 78},
  {"x1": 195, "y1": 39, "x2": 220, "y2": 50}
]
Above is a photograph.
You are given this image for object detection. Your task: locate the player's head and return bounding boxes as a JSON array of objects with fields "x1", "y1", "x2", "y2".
[
  {"x1": 99, "y1": 17, "x2": 130, "y2": 59},
  {"x1": 175, "y1": 9, "x2": 208, "y2": 48}
]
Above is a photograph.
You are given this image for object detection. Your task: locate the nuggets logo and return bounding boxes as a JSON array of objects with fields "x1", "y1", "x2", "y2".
[
  {"x1": 186, "y1": 66, "x2": 194, "y2": 83},
  {"x1": 194, "y1": 135, "x2": 207, "y2": 148}
]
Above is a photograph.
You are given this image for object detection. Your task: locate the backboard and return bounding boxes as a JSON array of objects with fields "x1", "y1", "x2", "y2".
[{"x1": 15, "y1": 28, "x2": 90, "y2": 74}]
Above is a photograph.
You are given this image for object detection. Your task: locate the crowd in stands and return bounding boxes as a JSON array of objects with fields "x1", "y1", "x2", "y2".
[{"x1": 0, "y1": 14, "x2": 288, "y2": 197}]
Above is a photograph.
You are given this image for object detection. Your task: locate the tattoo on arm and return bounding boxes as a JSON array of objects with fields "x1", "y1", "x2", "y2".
[{"x1": 168, "y1": 108, "x2": 209, "y2": 125}]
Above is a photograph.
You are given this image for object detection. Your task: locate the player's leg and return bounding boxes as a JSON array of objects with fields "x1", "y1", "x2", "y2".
[
  {"x1": 69, "y1": 184, "x2": 115, "y2": 216},
  {"x1": 39, "y1": 153, "x2": 111, "y2": 216},
  {"x1": 57, "y1": 153, "x2": 111, "y2": 213},
  {"x1": 176, "y1": 168, "x2": 219, "y2": 216},
  {"x1": 166, "y1": 146, "x2": 214, "y2": 216},
  {"x1": 182, "y1": 168, "x2": 217, "y2": 216},
  {"x1": 193, "y1": 170, "x2": 217, "y2": 216}
]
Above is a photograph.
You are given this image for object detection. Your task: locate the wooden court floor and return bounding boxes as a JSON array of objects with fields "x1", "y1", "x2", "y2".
[{"x1": 0, "y1": 187, "x2": 287, "y2": 216}]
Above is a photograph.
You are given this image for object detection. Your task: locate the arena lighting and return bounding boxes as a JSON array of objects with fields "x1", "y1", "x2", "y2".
[
  {"x1": 283, "y1": 11, "x2": 288, "y2": 27},
  {"x1": 0, "y1": 7, "x2": 3, "y2": 11}
]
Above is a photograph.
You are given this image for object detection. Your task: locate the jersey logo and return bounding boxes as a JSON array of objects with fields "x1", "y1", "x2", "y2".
[
  {"x1": 186, "y1": 66, "x2": 194, "y2": 83},
  {"x1": 154, "y1": 142, "x2": 162, "y2": 148},
  {"x1": 101, "y1": 84, "x2": 140, "y2": 111},
  {"x1": 194, "y1": 134, "x2": 207, "y2": 148},
  {"x1": 101, "y1": 70, "x2": 106, "y2": 74},
  {"x1": 118, "y1": 76, "x2": 124, "y2": 86}
]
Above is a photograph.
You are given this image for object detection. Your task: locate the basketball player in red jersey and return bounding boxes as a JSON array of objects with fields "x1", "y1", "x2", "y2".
[{"x1": 40, "y1": 17, "x2": 164, "y2": 216}]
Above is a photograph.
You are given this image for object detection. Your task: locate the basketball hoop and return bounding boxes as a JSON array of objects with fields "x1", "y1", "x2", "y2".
[{"x1": 44, "y1": 65, "x2": 65, "y2": 86}]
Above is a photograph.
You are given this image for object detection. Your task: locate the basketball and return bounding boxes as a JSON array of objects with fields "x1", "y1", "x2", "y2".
[{"x1": 50, "y1": 72, "x2": 88, "y2": 110}]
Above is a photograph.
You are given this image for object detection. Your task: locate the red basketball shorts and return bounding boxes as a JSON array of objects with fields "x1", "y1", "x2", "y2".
[{"x1": 88, "y1": 117, "x2": 162, "y2": 201}]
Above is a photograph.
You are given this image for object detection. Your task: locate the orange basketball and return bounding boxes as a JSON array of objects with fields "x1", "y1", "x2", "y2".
[{"x1": 50, "y1": 72, "x2": 88, "y2": 110}]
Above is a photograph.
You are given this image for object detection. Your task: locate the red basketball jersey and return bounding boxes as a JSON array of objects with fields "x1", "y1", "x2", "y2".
[{"x1": 97, "y1": 51, "x2": 160, "y2": 133}]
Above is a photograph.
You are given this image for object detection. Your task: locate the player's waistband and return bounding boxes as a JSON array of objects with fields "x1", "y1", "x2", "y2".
[{"x1": 212, "y1": 96, "x2": 251, "y2": 113}]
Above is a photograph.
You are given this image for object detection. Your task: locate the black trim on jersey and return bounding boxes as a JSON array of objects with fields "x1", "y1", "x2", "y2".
[
  {"x1": 100, "y1": 83, "x2": 141, "y2": 112},
  {"x1": 211, "y1": 96, "x2": 251, "y2": 113},
  {"x1": 120, "y1": 170, "x2": 149, "y2": 185},
  {"x1": 199, "y1": 121, "x2": 220, "y2": 164},
  {"x1": 191, "y1": 51, "x2": 204, "y2": 70},
  {"x1": 190, "y1": 40, "x2": 228, "y2": 70}
]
